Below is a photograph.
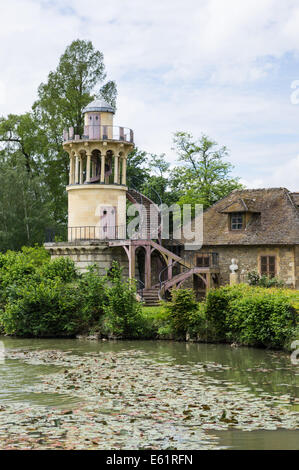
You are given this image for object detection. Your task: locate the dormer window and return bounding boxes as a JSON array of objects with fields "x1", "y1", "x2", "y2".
[{"x1": 230, "y1": 212, "x2": 244, "y2": 230}]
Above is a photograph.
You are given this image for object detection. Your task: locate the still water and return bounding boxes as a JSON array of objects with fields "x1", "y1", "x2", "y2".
[{"x1": 0, "y1": 337, "x2": 298, "y2": 450}]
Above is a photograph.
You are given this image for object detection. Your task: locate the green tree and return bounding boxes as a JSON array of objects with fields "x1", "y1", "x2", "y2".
[
  {"x1": 0, "y1": 113, "x2": 46, "y2": 174},
  {"x1": 0, "y1": 158, "x2": 52, "y2": 251},
  {"x1": 0, "y1": 39, "x2": 117, "y2": 249},
  {"x1": 171, "y1": 132, "x2": 243, "y2": 209},
  {"x1": 126, "y1": 147, "x2": 150, "y2": 190},
  {"x1": 33, "y1": 39, "x2": 116, "y2": 137},
  {"x1": 141, "y1": 153, "x2": 177, "y2": 206}
]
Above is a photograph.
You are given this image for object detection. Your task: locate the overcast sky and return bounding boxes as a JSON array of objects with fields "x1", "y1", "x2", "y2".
[{"x1": 0, "y1": 0, "x2": 299, "y2": 190}]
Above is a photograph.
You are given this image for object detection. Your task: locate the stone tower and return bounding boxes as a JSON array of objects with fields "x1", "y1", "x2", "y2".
[
  {"x1": 63, "y1": 99, "x2": 134, "y2": 241},
  {"x1": 45, "y1": 97, "x2": 216, "y2": 304}
]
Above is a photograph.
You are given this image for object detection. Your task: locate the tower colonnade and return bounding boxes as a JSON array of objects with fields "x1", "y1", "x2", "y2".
[{"x1": 67, "y1": 146, "x2": 128, "y2": 186}]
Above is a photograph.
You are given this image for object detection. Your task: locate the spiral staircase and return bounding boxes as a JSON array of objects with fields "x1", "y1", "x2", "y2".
[{"x1": 124, "y1": 181, "x2": 219, "y2": 306}]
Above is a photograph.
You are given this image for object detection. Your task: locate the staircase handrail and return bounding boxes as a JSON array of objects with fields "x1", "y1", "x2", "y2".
[
  {"x1": 158, "y1": 251, "x2": 219, "y2": 300},
  {"x1": 127, "y1": 176, "x2": 162, "y2": 242}
]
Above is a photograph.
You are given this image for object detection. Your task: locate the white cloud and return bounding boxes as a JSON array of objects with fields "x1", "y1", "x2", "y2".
[
  {"x1": 241, "y1": 156, "x2": 299, "y2": 191},
  {"x1": 0, "y1": 0, "x2": 299, "y2": 190}
]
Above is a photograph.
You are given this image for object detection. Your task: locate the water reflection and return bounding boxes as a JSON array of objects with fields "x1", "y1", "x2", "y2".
[{"x1": 1, "y1": 337, "x2": 297, "y2": 403}]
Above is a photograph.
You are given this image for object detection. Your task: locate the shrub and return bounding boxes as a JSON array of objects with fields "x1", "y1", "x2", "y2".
[
  {"x1": 76, "y1": 266, "x2": 108, "y2": 332},
  {"x1": 247, "y1": 271, "x2": 285, "y2": 288},
  {"x1": 0, "y1": 247, "x2": 50, "y2": 307},
  {"x1": 206, "y1": 285, "x2": 298, "y2": 348},
  {"x1": 227, "y1": 292, "x2": 296, "y2": 347},
  {"x1": 0, "y1": 280, "x2": 81, "y2": 337},
  {"x1": 205, "y1": 285, "x2": 249, "y2": 340},
  {"x1": 102, "y1": 262, "x2": 143, "y2": 338},
  {"x1": 39, "y1": 256, "x2": 78, "y2": 283},
  {"x1": 165, "y1": 289, "x2": 199, "y2": 338}
]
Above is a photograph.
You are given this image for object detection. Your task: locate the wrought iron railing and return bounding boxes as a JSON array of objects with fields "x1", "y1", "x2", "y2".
[
  {"x1": 68, "y1": 225, "x2": 127, "y2": 242},
  {"x1": 45, "y1": 226, "x2": 128, "y2": 243},
  {"x1": 63, "y1": 126, "x2": 134, "y2": 144},
  {"x1": 45, "y1": 224, "x2": 167, "y2": 243}
]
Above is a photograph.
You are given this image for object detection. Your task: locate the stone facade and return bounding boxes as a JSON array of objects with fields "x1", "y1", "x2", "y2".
[
  {"x1": 45, "y1": 241, "x2": 129, "y2": 277},
  {"x1": 196, "y1": 245, "x2": 296, "y2": 287},
  {"x1": 180, "y1": 188, "x2": 299, "y2": 290},
  {"x1": 295, "y1": 246, "x2": 299, "y2": 289}
]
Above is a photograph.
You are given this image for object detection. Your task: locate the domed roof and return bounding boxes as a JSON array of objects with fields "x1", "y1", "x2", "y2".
[{"x1": 82, "y1": 98, "x2": 115, "y2": 114}]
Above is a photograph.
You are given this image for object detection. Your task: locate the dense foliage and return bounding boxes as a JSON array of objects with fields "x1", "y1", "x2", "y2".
[
  {"x1": 141, "y1": 285, "x2": 298, "y2": 351},
  {"x1": 0, "y1": 248, "x2": 142, "y2": 338},
  {"x1": 164, "y1": 289, "x2": 199, "y2": 337},
  {"x1": 170, "y1": 132, "x2": 243, "y2": 209},
  {"x1": 0, "y1": 248, "x2": 297, "y2": 350}
]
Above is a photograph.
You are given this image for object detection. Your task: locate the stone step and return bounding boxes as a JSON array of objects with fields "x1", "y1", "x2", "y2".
[{"x1": 142, "y1": 288, "x2": 160, "y2": 306}]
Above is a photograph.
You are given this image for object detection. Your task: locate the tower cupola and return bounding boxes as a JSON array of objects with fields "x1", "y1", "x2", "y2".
[{"x1": 82, "y1": 98, "x2": 115, "y2": 140}]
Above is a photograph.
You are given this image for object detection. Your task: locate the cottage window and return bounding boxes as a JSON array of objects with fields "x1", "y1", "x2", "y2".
[
  {"x1": 197, "y1": 254, "x2": 210, "y2": 267},
  {"x1": 260, "y1": 256, "x2": 276, "y2": 278},
  {"x1": 230, "y1": 212, "x2": 244, "y2": 230}
]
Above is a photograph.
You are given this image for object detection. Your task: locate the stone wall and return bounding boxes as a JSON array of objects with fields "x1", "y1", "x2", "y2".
[
  {"x1": 44, "y1": 241, "x2": 129, "y2": 277},
  {"x1": 295, "y1": 246, "x2": 299, "y2": 289},
  {"x1": 195, "y1": 245, "x2": 297, "y2": 288}
]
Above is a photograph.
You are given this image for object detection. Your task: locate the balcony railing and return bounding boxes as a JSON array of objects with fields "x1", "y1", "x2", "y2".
[
  {"x1": 63, "y1": 126, "x2": 134, "y2": 144},
  {"x1": 68, "y1": 226, "x2": 127, "y2": 242},
  {"x1": 45, "y1": 226, "x2": 127, "y2": 243}
]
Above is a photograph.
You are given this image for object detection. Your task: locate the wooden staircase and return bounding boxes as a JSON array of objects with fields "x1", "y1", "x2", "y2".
[{"x1": 124, "y1": 184, "x2": 219, "y2": 303}]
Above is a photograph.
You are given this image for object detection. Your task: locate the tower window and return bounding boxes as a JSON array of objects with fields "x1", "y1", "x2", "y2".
[{"x1": 230, "y1": 212, "x2": 244, "y2": 230}]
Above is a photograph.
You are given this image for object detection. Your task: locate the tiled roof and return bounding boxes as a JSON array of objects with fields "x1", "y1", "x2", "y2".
[
  {"x1": 291, "y1": 192, "x2": 299, "y2": 206},
  {"x1": 202, "y1": 188, "x2": 299, "y2": 246}
]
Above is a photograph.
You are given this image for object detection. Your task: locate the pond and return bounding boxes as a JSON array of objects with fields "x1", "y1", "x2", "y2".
[{"x1": 0, "y1": 337, "x2": 298, "y2": 450}]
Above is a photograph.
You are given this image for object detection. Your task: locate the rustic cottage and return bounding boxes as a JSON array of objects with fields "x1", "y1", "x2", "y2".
[{"x1": 195, "y1": 188, "x2": 299, "y2": 289}]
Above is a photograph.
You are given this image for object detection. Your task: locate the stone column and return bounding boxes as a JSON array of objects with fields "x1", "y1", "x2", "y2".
[
  {"x1": 69, "y1": 155, "x2": 73, "y2": 185},
  {"x1": 121, "y1": 157, "x2": 127, "y2": 185},
  {"x1": 230, "y1": 273, "x2": 239, "y2": 285},
  {"x1": 229, "y1": 259, "x2": 239, "y2": 285},
  {"x1": 75, "y1": 153, "x2": 79, "y2": 184},
  {"x1": 100, "y1": 153, "x2": 105, "y2": 183},
  {"x1": 114, "y1": 155, "x2": 119, "y2": 184},
  {"x1": 79, "y1": 156, "x2": 84, "y2": 185},
  {"x1": 86, "y1": 153, "x2": 91, "y2": 183}
]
